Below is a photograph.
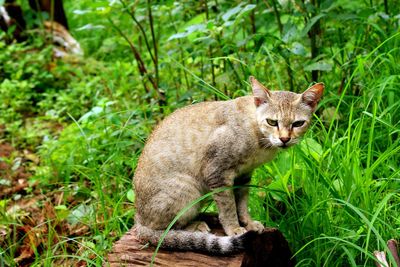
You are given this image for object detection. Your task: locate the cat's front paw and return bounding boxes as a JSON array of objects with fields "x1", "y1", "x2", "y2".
[
  {"x1": 245, "y1": 220, "x2": 264, "y2": 233},
  {"x1": 226, "y1": 226, "x2": 247, "y2": 236}
]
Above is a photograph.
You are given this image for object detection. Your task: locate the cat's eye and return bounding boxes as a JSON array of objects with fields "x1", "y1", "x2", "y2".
[
  {"x1": 292, "y1": 120, "x2": 305, "y2": 128},
  {"x1": 266, "y1": 119, "x2": 278, "y2": 127}
]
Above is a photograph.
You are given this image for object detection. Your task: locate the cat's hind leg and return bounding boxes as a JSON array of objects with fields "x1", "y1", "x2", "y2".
[{"x1": 143, "y1": 173, "x2": 203, "y2": 230}]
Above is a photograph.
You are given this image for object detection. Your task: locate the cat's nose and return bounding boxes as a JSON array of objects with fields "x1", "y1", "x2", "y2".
[{"x1": 280, "y1": 137, "x2": 291, "y2": 144}]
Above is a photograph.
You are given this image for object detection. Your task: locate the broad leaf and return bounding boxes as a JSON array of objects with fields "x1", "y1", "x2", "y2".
[
  {"x1": 168, "y1": 24, "x2": 206, "y2": 41},
  {"x1": 290, "y1": 42, "x2": 308, "y2": 56},
  {"x1": 300, "y1": 138, "x2": 323, "y2": 162},
  {"x1": 304, "y1": 61, "x2": 332, "y2": 72}
]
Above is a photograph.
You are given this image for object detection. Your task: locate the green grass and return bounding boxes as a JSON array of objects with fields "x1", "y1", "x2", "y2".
[{"x1": 1, "y1": 0, "x2": 399, "y2": 266}]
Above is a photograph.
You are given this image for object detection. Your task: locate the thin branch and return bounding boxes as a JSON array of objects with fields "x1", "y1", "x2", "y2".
[
  {"x1": 383, "y1": 0, "x2": 389, "y2": 15},
  {"x1": 119, "y1": 0, "x2": 156, "y2": 64},
  {"x1": 269, "y1": 0, "x2": 283, "y2": 34},
  {"x1": 116, "y1": 1, "x2": 165, "y2": 108},
  {"x1": 147, "y1": 0, "x2": 160, "y2": 90},
  {"x1": 108, "y1": 18, "x2": 153, "y2": 93},
  {"x1": 309, "y1": 0, "x2": 321, "y2": 81},
  {"x1": 167, "y1": 8, "x2": 190, "y2": 91},
  {"x1": 265, "y1": 0, "x2": 294, "y2": 90}
]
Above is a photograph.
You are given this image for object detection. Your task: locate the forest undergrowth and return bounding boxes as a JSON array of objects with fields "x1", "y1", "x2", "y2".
[{"x1": 0, "y1": 1, "x2": 399, "y2": 266}]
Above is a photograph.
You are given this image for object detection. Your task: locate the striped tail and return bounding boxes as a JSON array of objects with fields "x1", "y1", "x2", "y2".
[{"x1": 135, "y1": 223, "x2": 256, "y2": 255}]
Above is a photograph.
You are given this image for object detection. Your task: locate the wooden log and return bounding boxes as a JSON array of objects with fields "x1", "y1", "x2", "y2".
[
  {"x1": 107, "y1": 227, "x2": 242, "y2": 267},
  {"x1": 106, "y1": 214, "x2": 295, "y2": 267}
]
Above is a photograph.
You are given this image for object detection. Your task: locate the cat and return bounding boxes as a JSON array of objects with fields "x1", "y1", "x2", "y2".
[{"x1": 133, "y1": 76, "x2": 324, "y2": 254}]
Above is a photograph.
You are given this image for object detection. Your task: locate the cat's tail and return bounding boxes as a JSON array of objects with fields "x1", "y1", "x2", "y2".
[{"x1": 135, "y1": 223, "x2": 256, "y2": 255}]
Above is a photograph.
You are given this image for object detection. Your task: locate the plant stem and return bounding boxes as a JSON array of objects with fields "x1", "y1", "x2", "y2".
[
  {"x1": 147, "y1": 0, "x2": 166, "y2": 107},
  {"x1": 383, "y1": 0, "x2": 389, "y2": 15},
  {"x1": 267, "y1": 0, "x2": 294, "y2": 90},
  {"x1": 119, "y1": 0, "x2": 155, "y2": 64},
  {"x1": 270, "y1": 0, "x2": 283, "y2": 34},
  {"x1": 167, "y1": 8, "x2": 190, "y2": 92},
  {"x1": 108, "y1": 18, "x2": 151, "y2": 95},
  {"x1": 309, "y1": 0, "x2": 321, "y2": 81}
]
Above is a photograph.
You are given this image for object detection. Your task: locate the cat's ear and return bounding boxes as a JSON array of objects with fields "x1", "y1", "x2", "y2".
[
  {"x1": 301, "y1": 83, "x2": 324, "y2": 110},
  {"x1": 249, "y1": 76, "x2": 271, "y2": 107}
]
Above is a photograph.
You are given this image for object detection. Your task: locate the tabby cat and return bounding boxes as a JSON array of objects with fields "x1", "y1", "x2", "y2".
[{"x1": 134, "y1": 77, "x2": 324, "y2": 254}]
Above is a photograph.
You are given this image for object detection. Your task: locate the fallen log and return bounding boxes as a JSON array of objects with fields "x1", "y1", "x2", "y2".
[{"x1": 106, "y1": 214, "x2": 295, "y2": 267}]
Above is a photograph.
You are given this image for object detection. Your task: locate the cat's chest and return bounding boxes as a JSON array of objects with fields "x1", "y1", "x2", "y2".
[{"x1": 238, "y1": 148, "x2": 278, "y2": 174}]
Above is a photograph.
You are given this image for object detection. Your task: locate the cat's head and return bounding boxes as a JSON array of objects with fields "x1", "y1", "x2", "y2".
[{"x1": 250, "y1": 76, "x2": 324, "y2": 149}]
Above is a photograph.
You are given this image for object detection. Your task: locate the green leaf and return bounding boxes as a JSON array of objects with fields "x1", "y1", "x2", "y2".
[
  {"x1": 168, "y1": 24, "x2": 206, "y2": 41},
  {"x1": 76, "y1": 24, "x2": 105, "y2": 31},
  {"x1": 79, "y1": 106, "x2": 104, "y2": 122},
  {"x1": 127, "y1": 189, "x2": 135, "y2": 203},
  {"x1": 282, "y1": 25, "x2": 298, "y2": 43},
  {"x1": 300, "y1": 138, "x2": 323, "y2": 162},
  {"x1": 55, "y1": 205, "x2": 68, "y2": 210},
  {"x1": 0, "y1": 199, "x2": 8, "y2": 209},
  {"x1": 67, "y1": 204, "x2": 94, "y2": 225},
  {"x1": 184, "y1": 13, "x2": 206, "y2": 27},
  {"x1": 335, "y1": 13, "x2": 359, "y2": 21},
  {"x1": 222, "y1": 5, "x2": 243, "y2": 22},
  {"x1": 186, "y1": 24, "x2": 206, "y2": 35},
  {"x1": 237, "y1": 4, "x2": 256, "y2": 18},
  {"x1": 290, "y1": 42, "x2": 307, "y2": 56},
  {"x1": 222, "y1": 3, "x2": 256, "y2": 22},
  {"x1": 55, "y1": 205, "x2": 70, "y2": 220},
  {"x1": 167, "y1": 32, "x2": 187, "y2": 40},
  {"x1": 169, "y1": 13, "x2": 207, "y2": 41},
  {"x1": 82, "y1": 241, "x2": 96, "y2": 249},
  {"x1": 304, "y1": 61, "x2": 332, "y2": 72}
]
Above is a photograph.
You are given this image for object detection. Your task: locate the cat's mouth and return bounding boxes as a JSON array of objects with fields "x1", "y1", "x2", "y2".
[{"x1": 279, "y1": 142, "x2": 295, "y2": 149}]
